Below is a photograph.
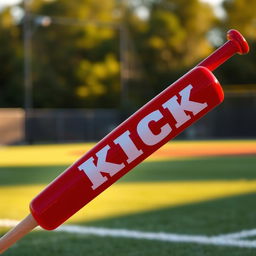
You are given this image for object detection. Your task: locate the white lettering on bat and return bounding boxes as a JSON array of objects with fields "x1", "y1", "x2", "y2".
[
  {"x1": 79, "y1": 84, "x2": 208, "y2": 190},
  {"x1": 162, "y1": 85, "x2": 207, "y2": 128},
  {"x1": 78, "y1": 145, "x2": 125, "y2": 190},
  {"x1": 137, "y1": 110, "x2": 172, "y2": 146},
  {"x1": 114, "y1": 131, "x2": 143, "y2": 164}
]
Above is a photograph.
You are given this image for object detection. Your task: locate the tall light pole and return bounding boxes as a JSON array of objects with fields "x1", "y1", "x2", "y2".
[
  {"x1": 23, "y1": 0, "x2": 32, "y2": 111},
  {"x1": 119, "y1": 23, "x2": 128, "y2": 110},
  {"x1": 23, "y1": 0, "x2": 33, "y2": 143}
]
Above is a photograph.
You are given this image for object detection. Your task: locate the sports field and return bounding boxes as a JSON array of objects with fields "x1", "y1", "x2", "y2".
[{"x1": 0, "y1": 140, "x2": 256, "y2": 255}]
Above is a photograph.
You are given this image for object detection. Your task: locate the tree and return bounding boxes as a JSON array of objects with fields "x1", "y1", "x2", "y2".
[
  {"x1": 214, "y1": 0, "x2": 256, "y2": 84},
  {"x1": 0, "y1": 8, "x2": 23, "y2": 107},
  {"x1": 29, "y1": 0, "x2": 121, "y2": 108},
  {"x1": 0, "y1": 0, "x2": 217, "y2": 109},
  {"x1": 127, "y1": 0, "x2": 216, "y2": 99},
  {"x1": 222, "y1": 0, "x2": 256, "y2": 40}
]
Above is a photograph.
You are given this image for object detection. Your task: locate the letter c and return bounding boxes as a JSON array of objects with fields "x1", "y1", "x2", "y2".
[{"x1": 137, "y1": 110, "x2": 172, "y2": 146}]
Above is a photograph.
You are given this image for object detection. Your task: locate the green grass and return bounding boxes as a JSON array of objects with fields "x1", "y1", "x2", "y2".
[
  {"x1": 0, "y1": 165, "x2": 64, "y2": 186},
  {"x1": 86, "y1": 192, "x2": 256, "y2": 235},
  {"x1": 121, "y1": 156, "x2": 256, "y2": 182},
  {"x1": 1, "y1": 151, "x2": 256, "y2": 255},
  {"x1": 2, "y1": 232, "x2": 256, "y2": 256},
  {"x1": 0, "y1": 156, "x2": 255, "y2": 186}
]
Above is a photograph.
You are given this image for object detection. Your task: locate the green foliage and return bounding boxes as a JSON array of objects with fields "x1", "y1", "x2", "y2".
[
  {"x1": 223, "y1": 0, "x2": 256, "y2": 40},
  {"x1": 30, "y1": 0, "x2": 121, "y2": 108},
  {"x1": 0, "y1": 0, "x2": 255, "y2": 108},
  {"x1": 0, "y1": 8, "x2": 23, "y2": 107},
  {"x1": 124, "y1": 0, "x2": 216, "y2": 103},
  {"x1": 215, "y1": 0, "x2": 256, "y2": 85}
]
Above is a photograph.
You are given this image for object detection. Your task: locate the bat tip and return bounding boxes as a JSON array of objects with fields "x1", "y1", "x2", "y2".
[{"x1": 227, "y1": 29, "x2": 250, "y2": 55}]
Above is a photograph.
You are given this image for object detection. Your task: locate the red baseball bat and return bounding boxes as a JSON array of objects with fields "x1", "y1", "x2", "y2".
[{"x1": 0, "y1": 29, "x2": 249, "y2": 253}]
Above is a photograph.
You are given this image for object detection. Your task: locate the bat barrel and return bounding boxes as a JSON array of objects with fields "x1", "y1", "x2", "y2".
[{"x1": 197, "y1": 29, "x2": 249, "y2": 71}]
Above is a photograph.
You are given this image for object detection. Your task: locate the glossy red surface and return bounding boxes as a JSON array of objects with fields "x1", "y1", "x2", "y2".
[
  {"x1": 197, "y1": 29, "x2": 249, "y2": 71},
  {"x1": 30, "y1": 66, "x2": 224, "y2": 230},
  {"x1": 30, "y1": 29, "x2": 249, "y2": 231}
]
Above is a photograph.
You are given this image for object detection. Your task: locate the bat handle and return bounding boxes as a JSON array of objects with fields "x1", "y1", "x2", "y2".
[
  {"x1": 0, "y1": 214, "x2": 38, "y2": 254},
  {"x1": 197, "y1": 29, "x2": 249, "y2": 71}
]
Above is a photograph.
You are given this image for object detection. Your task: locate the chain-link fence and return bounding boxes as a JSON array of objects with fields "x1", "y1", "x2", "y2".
[{"x1": 0, "y1": 91, "x2": 256, "y2": 145}]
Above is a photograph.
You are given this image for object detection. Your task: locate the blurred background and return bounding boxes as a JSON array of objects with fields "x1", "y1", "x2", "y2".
[
  {"x1": 0, "y1": 0, "x2": 256, "y2": 144},
  {"x1": 0, "y1": 1, "x2": 256, "y2": 255}
]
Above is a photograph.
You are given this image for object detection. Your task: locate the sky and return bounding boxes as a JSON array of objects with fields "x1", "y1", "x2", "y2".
[
  {"x1": 201, "y1": 0, "x2": 224, "y2": 5},
  {"x1": 0, "y1": 0, "x2": 20, "y2": 9},
  {"x1": 0, "y1": 0, "x2": 225, "y2": 18},
  {"x1": 0, "y1": 0, "x2": 224, "y2": 8}
]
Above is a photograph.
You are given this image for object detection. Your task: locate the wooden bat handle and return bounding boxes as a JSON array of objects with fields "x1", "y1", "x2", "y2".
[{"x1": 0, "y1": 214, "x2": 38, "y2": 254}]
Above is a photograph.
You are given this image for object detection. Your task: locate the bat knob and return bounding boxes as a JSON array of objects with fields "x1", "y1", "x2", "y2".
[{"x1": 227, "y1": 29, "x2": 249, "y2": 55}]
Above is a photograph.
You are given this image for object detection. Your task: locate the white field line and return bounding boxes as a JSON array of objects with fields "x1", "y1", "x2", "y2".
[
  {"x1": 1, "y1": 219, "x2": 256, "y2": 249},
  {"x1": 215, "y1": 229, "x2": 256, "y2": 239}
]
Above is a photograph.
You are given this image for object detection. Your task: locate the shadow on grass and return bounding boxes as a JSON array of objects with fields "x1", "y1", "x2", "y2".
[
  {"x1": 2, "y1": 193, "x2": 256, "y2": 256},
  {"x1": 76, "y1": 192, "x2": 256, "y2": 236},
  {"x1": 0, "y1": 156, "x2": 256, "y2": 186},
  {"x1": 0, "y1": 165, "x2": 67, "y2": 186}
]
